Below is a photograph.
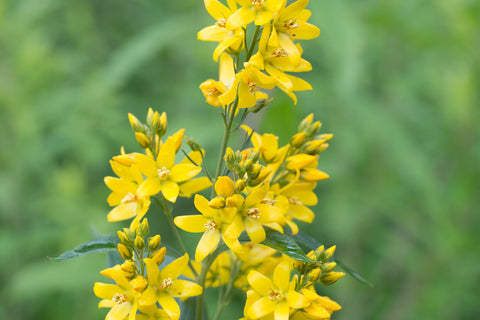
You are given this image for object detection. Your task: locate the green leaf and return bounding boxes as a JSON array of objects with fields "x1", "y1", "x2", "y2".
[
  {"x1": 292, "y1": 232, "x2": 374, "y2": 287},
  {"x1": 50, "y1": 238, "x2": 118, "y2": 262},
  {"x1": 260, "y1": 229, "x2": 315, "y2": 263}
]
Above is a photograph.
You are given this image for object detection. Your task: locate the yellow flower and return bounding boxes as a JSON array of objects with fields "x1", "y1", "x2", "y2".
[
  {"x1": 199, "y1": 53, "x2": 236, "y2": 107},
  {"x1": 94, "y1": 266, "x2": 151, "y2": 320},
  {"x1": 291, "y1": 288, "x2": 341, "y2": 320},
  {"x1": 220, "y1": 61, "x2": 276, "y2": 109},
  {"x1": 174, "y1": 194, "x2": 242, "y2": 261},
  {"x1": 198, "y1": 0, "x2": 244, "y2": 61},
  {"x1": 134, "y1": 131, "x2": 205, "y2": 203},
  {"x1": 105, "y1": 158, "x2": 151, "y2": 222},
  {"x1": 140, "y1": 254, "x2": 203, "y2": 320},
  {"x1": 227, "y1": 0, "x2": 284, "y2": 29},
  {"x1": 245, "y1": 262, "x2": 308, "y2": 319},
  {"x1": 274, "y1": 0, "x2": 320, "y2": 41}
]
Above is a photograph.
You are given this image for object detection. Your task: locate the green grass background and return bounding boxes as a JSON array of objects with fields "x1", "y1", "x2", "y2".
[{"x1": 0, "y1": 0, "x2": 479, "y2": 319}]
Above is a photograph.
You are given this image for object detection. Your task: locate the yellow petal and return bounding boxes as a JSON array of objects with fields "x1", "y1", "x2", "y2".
[
  {"x1": 247, "y1": 270, "x2": 274, "y2": 296},
  {"x1": 254, "y1": 9, "x2": 272, "y2": 25},
  {"x1": 274, "y1": 301, "x2": 290, "y2": 320},
  {"x1": 218, "y1": 78, "x2": 239, "y2": 105},
  {"x1": 170, "y1": 164, "x2": 202, "y2": 182},
  {"x1": 247, "y1": 296, "x2": 276, "y2": 319},
  {"x1": 133, "y1": 154, "x2": 158, "y2": 177},
  {"x1": 288, "y1": 205, "x2": 314, "y2": 223},
  {"x1": 179, "y1": 177, "x2": 212, "y2": 197},
  {"x1": 287, "y1": 289, "x2": 308, "y2": 309},
  {"x1": 93, "y1": 283, "x2": 124, "y2": 300},
  {"x1": 169, "y1": 279, "x2": 203, "y2": 297},
  {"x1": 285, "y1": 154, "x2": 316, "y2": 170},
  {"x1": 144, "y1": 258, "x2": 160, "y2": 284},
  {"x1": 157, "y1": 140, "x2": 176, "y2": 169},
  {"x1": 137, "y1": 177, "x2": 161, "y2": 197},
  {"x1": 213, "y1": 34, "x2": 239, "y2": 62},
  {"x1": 205, "y1": 0, "x2": 232, "y2": 20},
  {"x1": 139, "y1": 285, "x2": 157, "y2": 306},
  {"x1": 273, "y1": 262, "x2": 290, "y2": 292},
  {"x1": 106, "y1": 302, "x2": 131, "y2": 320},
  {"x1": 174, "y1": 215, "x2": 209, "y2": 233},
  {"x1": 219, "y1": 53, "x2": 236, "y2": 87},
  {"x1": 160, "y1": 180, "x2": 180, "y2": 203},
  {"x1": 161, "y1": 254, "x2": 189, "y2": 280},
  {"x1": 180, "y1": 150, "x2": 203, "y2": 166},
  {"x1": 195, "y1": 230, "x2": 221, "y2": 262},
  {"x1": 227, "y1": 6, "x2": 255, "y2": 30},
  {"x1": 157, "y1": 293, "x2": 180, "y2": 320},
  {"x1": 104, "y1": 177, "x2": 137, "y2": 194},
  {"x1": 194, "y1": 194, "x2": 218, "y2": 217},
  {"x1": 107, "y1": 203, "x2": 137, "y2": 222},
  {"x1": 244, "y1": 218, "x2": 266, "y2": 243}
]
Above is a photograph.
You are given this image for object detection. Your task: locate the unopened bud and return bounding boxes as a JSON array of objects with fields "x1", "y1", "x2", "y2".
[
  {"x1": 135, "y1": 132, "x2": 151, "y2": 148},
  {"x1": 208, "y1": 196, "x2": 225, "y2": 209},
  {"x1": 243, "y1": 159, "x2": 253, "y2": 172},
  {"x1": 134, "y1": 235, "x2": 145, "y2": 250},
  {"x1": 225, "y1": 147, "x2": 236, "y2": 164},
  {"x1": 226, "y1": 194, "x2": 244, "y2": 208},
  {"x1": 215, "y1": 176, "x2": 235, "y2": 197},
  {"x1": 286, "y1": 154, "x2": 317, "y2": 171},
  {"x1": 128, "y1": 113, "x2": 144, "y2": 132},
  {"x1": 151, "y1": 247, "x2": 167, "y2": 265},
  {"x1": 148, "y1": 235, "x2": 161, "y2": 251},
  {"x1": 300, "y1": 168, "x2": 329, "y2": 182},
  {"x1": 118, "y1": 243, "x2": 132, "y2": 260},
  {"x1": 321, "y1": 262, "x2": 337, "y2": 273},
  {"x1": 324, "y1": 245, "x2": 336, "y2": 260},
  {"x1": 117, "y1": 231, "x2": 130, "y2": 245},
  {"x1": 159, "y1": 112, "x2": 167, "y2": 136},
  {"x1": 129, "y1": 219, "x2": 140, "y2": 233},
  {"x1": 290, "y1": 132, "x2": 307, "y2": 148},
  {"x1": 315, "y1": 245, "x2": 325, "y2": 260},
  {"x1": 321, "y1": 271, "x2": 345, "y2": 285},
  {"x1": 298, "y1": 113, "x2": 314, "y2": 132},
  {"x1": 247, "y1": 149, "x2": 260, "y2": 162},
  {"x1": 146, "y1": 108, "x2": 154, "y2": 127},
  {"x1": 112, "y1": 154, "x2": 133, "y2": 166},
  {"x1": 120, "y1": 261, "x2": 136, "y2": 278},
  {"x1": 235, "y1": 179, "x2": 246, "y2": 192},
  {"x1": 304, "y1": 140, "x2": 324, "y2": 154},
  {"x1": 249, "y1": 168, "x2": 271, "y2": 187},
  {"x1": 249, "y1": 164, "x2": 262, "y2": 180},
  {"x1": 131, "y1": 275, "x2": 148, "y2": 292},
  {"x1": 309, "y1": 268, "x2": 321, "y2": 282},
  {"x1": 186, "y1": 137, "x2": 202, "y2": 152},
  {"x1": 139, "y1": 218, "x2": 149, "y2": 236},
  {"x1": 124, "y1": 227, "x2": 135, "y2": 240},
  {"x1": 306, "y1": 121, "x2": 322, "y2": 137},
  {"x1": 151, "y1": 111, "x2": 161, "y2": 132}
]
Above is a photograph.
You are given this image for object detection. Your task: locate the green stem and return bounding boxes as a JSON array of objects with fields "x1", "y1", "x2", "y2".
[
  {"x1": 213, "y1": 258, "x2": 241, "y2": 320},
  {"x1": 246, "y1": 25, "x2": 262, "y2": 61},
  {"x1": 195, "y1": 252, "x2": 217, "y2": 320}
]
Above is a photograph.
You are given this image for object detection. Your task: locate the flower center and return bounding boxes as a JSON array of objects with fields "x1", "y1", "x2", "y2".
[
  {"x1": 261, "y1": 197, "x2": 277, "y2": 206},
  {"x1": 247, "y1": 79, "x2": 257, "y2": 94},
  {"x1": 247, "y1": 207, "x2": 260, "y2": 219},
  {"x1": 252, "y1": 0, "x2": 264, "y2": 8},
  {"x1": 284, "y1": 18, "x2": 300, "y2": 29},
  {"x1": 268, "y1": 290, "x2": 282, "y2": 301},
  {"x1": 216, "y1": 18, "x2": 227, "y2": 28},
  {"x1": 161, "y1": 278, "x2": 174, "y2": 290},
  {"x1": 112, "y1": 293, "x2": 128, "y2": 304},
  {"x1": 204, "y1": 220, "x2": 218, "y2": 231},
  {"x1": 272, "y1": 48, "x2": 288, "y2": 58},
  {"x1": 207, "y1": 87, "x2": 221, "y2": 96},
  {"x1": 121, "y1": 192, "x2": 137, "y2": 203},
  {"x1": 157, "y1": 167, "x2": 170, "y2": 180},
  {"x1": 288, "y1": 197, "x2": 303, "y2": 205}
]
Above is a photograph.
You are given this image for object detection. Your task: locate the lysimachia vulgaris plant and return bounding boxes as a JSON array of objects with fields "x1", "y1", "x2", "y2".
[{"x1": 53, "y1": 1, "x2": 372, "y2": 319}]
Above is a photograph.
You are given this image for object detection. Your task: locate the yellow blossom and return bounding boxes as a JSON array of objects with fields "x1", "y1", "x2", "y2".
[{"x1": 227, "y1": 0, "x2": 284, "y2": 29}]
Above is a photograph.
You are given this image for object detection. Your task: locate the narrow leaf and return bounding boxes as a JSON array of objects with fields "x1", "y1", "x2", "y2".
[
  {"x1": 260, "y1": 229, "x2": 315, "y2": 263},
  {"x1": 49, "y1": 239, "x2": 118, "y2": 262}
]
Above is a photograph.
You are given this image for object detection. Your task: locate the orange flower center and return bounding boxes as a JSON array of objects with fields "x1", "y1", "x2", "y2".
[
  {"x1": 247, "y1": 207, "x2": 260, "y2": 219},
  {"x1": 288, "y1": 197, "x2": 303, "y2": 205},
  {"x1": 216, "y1": 18, "x2": 227, "y2": 28},
  {"x1": 161, "y1": 277, "x2": 174, "y2": 290},
  {"x1": 157, "y1": 167, "x2": 170, "y2": 179},
  {"x1": 268, "y1": 290, "x2": 282, "y2": 301},
  {"x1": 272, "y1": 48, "x2": 288, "y2": 57},
  {"x1": 252, "y1": 0, "x2": 264, "y2": 8},
  {"x1": 204, "y1": 220, "x2": 218, "y2": 231},
  {"x1": 121, "y1": 192, "x2": 138, "y2": 203},
  {"x1": 247, "y1": 79, "x2": 257, "y2": 94},
  {"x1": 112, "y1": 293, "x2": 128, "y2": 304}
]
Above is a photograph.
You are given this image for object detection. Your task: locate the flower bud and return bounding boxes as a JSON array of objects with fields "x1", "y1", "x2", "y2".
[
  {"x1": 148, "y1": 235, "x2": 161, "y2": 251},
  {"x1": 159, "y1": 112, "x2": 167, "y2": 136},
  {"x1": 151, "y1": 111, "x2": 161, "y2": 133},
  {"x1": 215, "y1": 176, "x2": 235, "y2": 197},
  {"x1": 249, "y1": 164, "x2": 262, "y2": 180},
  {"x1": 290, "y1": 132, "x2": 307, "y2": 148},
  {"x1": 131, "y1": 275, "x2": 148, "y2": 292},
  {"x1": 225, "y1": 147, "x2": 236, "y2": 164},
  {"x1": 298, "y1": 113, "x2": 314, "y2": 132},
  {"x1": 129, "y1": 219, "x2": 140, "y2": 233},
  {"x1": 315, "y1": 245, "x2": 325, "y2": 260},
  {"x1": 306, "y1": 121, "x2": 322, "y2": 137},
  {"x1": 304, "y1": 140, "x2": 325, "y2": 154},
  {"x1": 186, "y1": 137, "x2": 202, "y2": 152},
  {"x1": 320, "y1": 271, "x2": 345, "y2": 285},
  {"x1": 247, "y1": 149, "x2": 260, "y2": 162},
  {"x1": 112, "y1": 154, "x2": 134, "y2": 166},
  {"x1": 208, "y1": 196, "x2": 225, "y2": 209},
  {"x1": 226, "y1": 194, "x2": 244, "y2": 208},
  {"x1": 135, "y1": 132, "x2": 151, "y2": 149},
  {"x1": 117, "y1": 230, "x2": 130, "y2": 245},
  {"x1": 286, "y1": 154, "x2": 317, "y2": 171},
  {"x1": 128, "y1": 113, "x2": 144, "y2": 132},
  {"x1": 321, "y1": 262, "x2": 337, "y2": 273},
  {"x1": 124, "y1": 227, "x2": 135, "y2": 240},
  {"x1": 118, "y1": 243, "x2": 132, "y2": 260},
  {"x1": 120, "y1": 261, "x2": 136, "y2": 278},
  {"x1": 146, "y1": 108, "x2": 154, "y2": 127},
  {"x1": 300, "y1": 168, "x2": 329, "y2": 182},
  {"x1": 139, "y1": 218, "x2": 149, "y2": 236},
  {"x1": 134, "y1": 235, "x2": 145, "y2": 250},
  {"x1": 235, "y1": 179, "x2": 246, "y2": 192},
  {"x1": 151, "y1": 247, "x2": 167, "y2": 265},
  {"x1": 249, "y1": 168, "x2": 271, "y2": 187},
  {"x1": 324, "y1": 245, "x2": 336, "y2": 260},
  {"x1": 309, "y1": 268, "x2": 321, "y2": 282}
]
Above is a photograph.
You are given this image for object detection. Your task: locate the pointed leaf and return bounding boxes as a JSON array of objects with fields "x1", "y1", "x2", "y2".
[{"x1": 50, "y1": 238, "x2": 118, "y2": 261}]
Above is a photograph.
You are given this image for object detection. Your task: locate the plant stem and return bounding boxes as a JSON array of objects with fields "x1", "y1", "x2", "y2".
[
  {"x1": 213, "y1": 257, "x2": 241, "y2": 320},
  {"x1": 195, "y1": 252, "x2": 217, "y2": 320}
]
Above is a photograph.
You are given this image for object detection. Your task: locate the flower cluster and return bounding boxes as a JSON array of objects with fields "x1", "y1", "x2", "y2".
[
  {"x1": 80, "y1": 1, "x2": 350, "y2": 320},
  {"x1": 199, "y1": 0, "x2": 320, "y2": 108}
]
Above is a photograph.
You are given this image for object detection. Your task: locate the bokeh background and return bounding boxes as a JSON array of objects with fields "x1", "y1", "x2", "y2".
[{"x1": 1, "y1": 0, "x2": 479, "y2": 319}]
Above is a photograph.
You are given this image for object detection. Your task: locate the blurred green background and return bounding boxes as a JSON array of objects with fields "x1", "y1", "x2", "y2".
[{"x1": 1, "y1": 0, "x2": 479, "y2": 319}]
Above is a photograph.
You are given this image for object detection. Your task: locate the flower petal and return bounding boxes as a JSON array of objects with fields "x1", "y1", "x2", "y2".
[
  {"x1": 161, "y1": 180, "x2": 180, "y2": 203},
  {"x1": 137, "y1": 177, "x2": 161, "y2": 197},
  {"x1": 247, "y1": 270, "x2": 274, "y2": 296},
  {"x1": 179, "y1": 177, "x2": 212, "y2": 197},
  {"x1": 161, "y1": 253, "x2": 189, "y2": 280},
  {"x1": 248, "y1": 296, "x2": 276, "y2": 319},
  {"x1": 195, "y1": 230, "x2": 221, "y2": 262},
  {"x1": 194, "y1": 194, "x2": 218, "y2": 217},
  {"x1": 227, "y1": 6, "x2": 255, "y2": 30},
  {"x1": 107, "y1": 203, "x2": 137, "y2": 222},
  {"x1": 157, "y1": 293, "x2": 180, "y2": 320},
  {"x1": 169, "y1": 279, "x2": 203, "y2": 297},
  {"x1": 273, "y1": 262, "x2": 290, "y2": 292},
  {"x1": 274, "y1": 301, "x2": 289, "y2": 320},
  {"x1": 174, "y1": 215, "x2": 209, "y2": 233},
  {"x1": 170, "y1": 164, "x2": 202, "y2": 182},
  {"x1": 244, "y1": 218, "x2": 266, "y2": 243}
]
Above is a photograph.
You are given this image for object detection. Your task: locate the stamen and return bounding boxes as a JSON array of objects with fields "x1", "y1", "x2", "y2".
[
  {"x1": 121, "y1": 192, "x2": 137, "y2": 203},
  {"x1": 272, "y1": 48, "x2": 288, "y2": 57},
  {"x1": 161, "y1": 278, "x2": 174, "y2": 290},
  {"x1": 251, "y1": 0, "x2": 264, "y2": 8},
  {"x1": 247, "y1": 79, "x2": 257, "y2": 94},
  {"x1": 268, "y1": 290, "x2": 282, "y2": 301},
  {"x1": 284, "y1": 18, "x2": 300, "y2": 30},
  {"x1": 216, "y1": 18, "x2": 226, "y2": 28},
  {"x1": 261, "y1": 197, "x2": 277, "y2": 206},
  {"x1": 207, "y1": 88, "x2": 221, "y2": 96},
  {"x1": 247, "y1": 208, "x2": 260, "y2": 219},
  {"x1": 157, "y1": 167, "x2": 170, "y2": 179},
  {"x1": 112, "y1": 293, "x2": 128, "y2": 304},
  {"x1": 288, "y1": 197, "x2": 303, "y2": 205},
  {"x1": 204, "y1": 220, "x2": 218, "y2": 231}
]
